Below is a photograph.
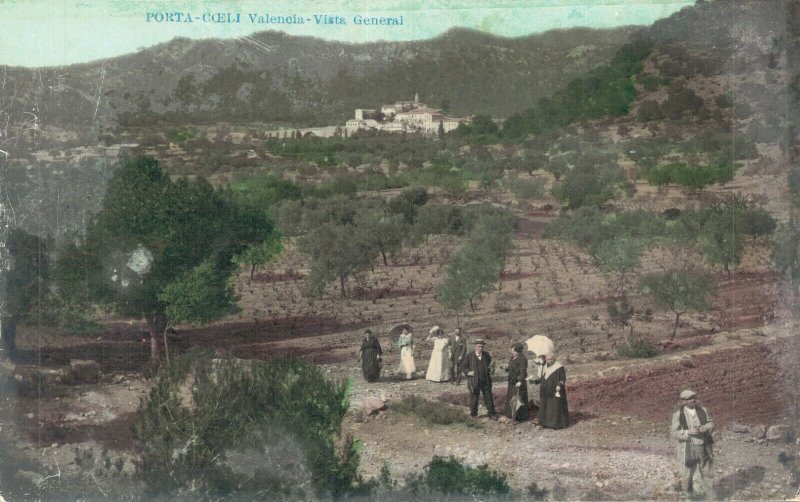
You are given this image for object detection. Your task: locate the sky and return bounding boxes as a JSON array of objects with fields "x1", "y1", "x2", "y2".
[{"x1": 0, "y1": 0, "x2": 693, "y2": 67}]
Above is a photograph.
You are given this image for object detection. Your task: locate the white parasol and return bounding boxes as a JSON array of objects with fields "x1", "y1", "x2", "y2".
[
  {"x1": 525, "y1": 335, "x2": 555, "y2": 357},
  {"x1": 389, "y1": 323, "x2": 413, "y2": 335}
]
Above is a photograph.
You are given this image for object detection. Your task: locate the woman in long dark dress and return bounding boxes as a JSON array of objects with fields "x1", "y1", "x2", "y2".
[
  {"x1": 359, "y1": 329, "x2": 382, "y2": 382},
  {"x1": 503, "y1": 343, "x2": 529, "y2": 422},
  {"x1": 536, "y1": 352, "x2": 568, "y2": 429}
]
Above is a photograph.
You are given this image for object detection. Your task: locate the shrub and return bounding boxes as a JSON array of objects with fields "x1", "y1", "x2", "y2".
[
  {"x1": 527, "y1": 482, "x2": 550, "y2": 500},
  {"x1": 662, "y1": 86, "x2": 704, "y2": 119},
  {"x1": 616, "y1": 335, "x2": 659, "y2": 358},
  {"x1": 423, "y1": 456, "x2": 510, "y2": 496},
  {"x1": 552, "y1": 164, "x2": 626, "y2": 209},
  {"x1": 393, "y1": 395, "x2": 478, "y2": 427},
  {"x1": 636, "y1": 100, "x2": 664, "y2": 122},
  {"x1": 505, "y1": 177, "x2": 545, "y2": 200},
  {"x1": 715, "y1": 93, "x2": 733, "y2": 108},
  {"x1": 133, "y1": 351, "x2": 365, "y2": 498}
]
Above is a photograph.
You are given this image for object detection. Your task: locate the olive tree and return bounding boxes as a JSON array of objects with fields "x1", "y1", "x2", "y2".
[
  {"x1": 56, "y1": 157, "x2": 277, "y2": 365},
  {"x1": 639, "y1": 268, "x2": 716, "y2": 340}
]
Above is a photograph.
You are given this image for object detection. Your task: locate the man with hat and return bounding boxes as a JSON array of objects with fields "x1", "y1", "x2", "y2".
[
  {"x1": 670, "y1": 389, "x2": 715, "y2": 497},
  {"x1": 464, "y1": 339, "x2": 498, "y2": 420}
]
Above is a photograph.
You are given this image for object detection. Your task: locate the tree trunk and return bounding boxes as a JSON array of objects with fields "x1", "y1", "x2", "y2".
[
  {"x1": 339, "y1": 276, "x2": 347, "y2": 297},
  {"x1": 381, "y1": 249, "x2": 388, "y2": 267},
  {"x1": 162, "y1": 327, "x2": 171, "y2": 364},
  {"x1": 249, "y1": 263, "x2": 257, "y2": 284},
  {"x1": 145, "y1": 314, "x2": 166, "y2": 366},
  {"x1": 469, "y1": 298, "x2": 476, "y2": 312},
  {"x1": 671, "y1": 312, "x2": 682, "y2": 340}
]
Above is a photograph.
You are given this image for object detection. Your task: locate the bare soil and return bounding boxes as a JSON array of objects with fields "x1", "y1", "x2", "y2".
[{"x1": 3, "y1": 170, "x2": 798, "y2": 499}]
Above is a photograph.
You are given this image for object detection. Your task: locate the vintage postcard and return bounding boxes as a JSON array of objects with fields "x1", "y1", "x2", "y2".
[{"x1": 1, "y1": 0, "x2": 798, "y2": 500}]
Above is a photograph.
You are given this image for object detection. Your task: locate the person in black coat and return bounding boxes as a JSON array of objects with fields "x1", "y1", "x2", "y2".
[
  {"x1": 449, "y1": 328, "x2": 468, "y2": 385},
  {"x1": 503, "y1": 343, "x2": 529, "y2": 422},
  {"x1": 359, "y1": 329, "x2": 382, "y2": 382},
  {"x1": 463, "y1": 339, "x2": 498, "y2": 420},
  {"x1": 534, "y1": 352, "x2": 568, "y2": 429}
]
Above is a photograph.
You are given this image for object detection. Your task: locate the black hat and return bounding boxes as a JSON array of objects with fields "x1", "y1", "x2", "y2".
[{"x1": 512, "y1": 342, "x2": 525, "y2": 353}]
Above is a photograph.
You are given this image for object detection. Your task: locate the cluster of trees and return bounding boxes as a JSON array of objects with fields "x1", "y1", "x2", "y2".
[
  {"x1": 545, "y1": 197, "x2": 776, "y2": 275},
  {"x1": 1, "y1": 158, "x2": 279, "y2": 364},
  {"x1": 501, "y1": 38, "x2": 653, "y2": 138},
  {"x1": 637, "y1": 84, "x2": 705, "y2": 122},
  {"x1": 275, "y1": 188, "x2": 428, "y2": 296},
  {"x1": 437, "y1": 208, "x2": 517, "y2": 313},
  {"x1": 641, "y1": 160, "x2": 738, "y2": 190},
  {"x1": 543, "y1": 195, "x2": 779, "y2": 342},
  {"x1": 622, "y1": 128, "x2": 759, "y2": 191},
  {"x1": 271, "y1": 186, "x2": 516, "y2": 298}
]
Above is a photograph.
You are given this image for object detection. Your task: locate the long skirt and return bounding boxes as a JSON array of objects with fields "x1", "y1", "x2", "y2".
[
  {"x1": 503, "y1": 382, "x2": 529, "y2": 421},
  {"x1": 426, "y1": 342, "x2": 451, "y2": 382},
  {"x1": 399, "y1": 346, "x2": 416, "y2": 379},
  {"x1": 361, "y1": 349, "x2": 381, "y2": 382},
  {"x1": 539, "y1": 395, "x2": 568, "y2": 429}
]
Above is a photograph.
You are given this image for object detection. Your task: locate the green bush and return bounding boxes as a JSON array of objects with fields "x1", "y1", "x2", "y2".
[
  {"x1": 423, "y1": 456, "x2": 510, "y2": 496},
  {"x1": 133, "y1": 351, "x2": 365, "y2": 498},
  {"x1": 642, "y1": 160, "x2": 740, "y2": 190},
  {"x1": 616, "y1": 336, "x2": 659, "y2": 358},
  {"x1": 552, "y1": 164, "x2": 626, "y2": 209},
  {"x1": 393, "y1": 395, "x2": 478, "y2": 427},
  {"x1": 228, "y1": 174, "x2": 303, "y2": 209},
  {"x1": 265, "y1": 137, "x2": 343, "y2": 166},
  {"x1": 165, "y1": 127, "x2": 199, "y2": 143},
  {"x1": 504, "y1": 177, "x2": 544, "y2": 200}
]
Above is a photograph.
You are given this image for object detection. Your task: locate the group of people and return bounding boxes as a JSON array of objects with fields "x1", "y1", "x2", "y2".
[
  {"x1": 362, "y1": 327, "x2": 721, "y2": 498},
  {"x1": 358, "y1": 327, "x2": 569, "y2": 428}
]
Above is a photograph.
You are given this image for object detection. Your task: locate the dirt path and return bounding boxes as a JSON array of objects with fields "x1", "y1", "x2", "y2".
[{"x1": 339, "y1": 333, "x2": 799, "y2": 500}]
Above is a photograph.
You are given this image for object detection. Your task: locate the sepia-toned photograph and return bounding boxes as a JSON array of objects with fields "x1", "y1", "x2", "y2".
[{"x1": 1, "y1": 1, "x2": 799, "y2": 499}]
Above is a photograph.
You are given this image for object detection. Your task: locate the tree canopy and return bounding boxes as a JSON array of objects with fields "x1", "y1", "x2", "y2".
[
  {"x1": 639, "y1": 268, "x2": 716, "y2": 340},
  {"x1": 57, "y1": 157, "x2": 277, "y2": 363}
]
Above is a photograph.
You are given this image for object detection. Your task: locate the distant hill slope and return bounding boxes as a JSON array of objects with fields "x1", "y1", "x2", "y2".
[{"x1": 0, "y1": 27, "x2": 638, "y2": 129}]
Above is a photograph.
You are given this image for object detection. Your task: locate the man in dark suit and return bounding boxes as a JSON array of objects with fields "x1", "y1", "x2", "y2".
[
  {"x1": 449, "y1": 328, "x2": 468, "y2": 385},
  {"x1": 464, "y1": 339, "x2": 498, "y2": 420}
]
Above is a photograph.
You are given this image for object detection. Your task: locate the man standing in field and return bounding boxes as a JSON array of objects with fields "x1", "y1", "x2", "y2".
[
  {"x1": 450, "y1": 327, "x2": 468, "y2": 385},
  {"x1": 464, "y1": 339, "x2": 498, "y2": 420},
  {"x1": 670, "y1": 389, "x2": 715, "y2": 498}
]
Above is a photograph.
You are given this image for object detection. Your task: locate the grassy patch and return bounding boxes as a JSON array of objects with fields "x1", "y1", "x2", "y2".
[
  {"x1": 616, "y1": 335, "x2": 659, "y2": 358},
  {"x1": 393, "y1": 395, "x2": 479, "y2": 427}
]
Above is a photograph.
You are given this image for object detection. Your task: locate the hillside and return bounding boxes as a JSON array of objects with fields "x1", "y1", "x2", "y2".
[
  {"x1": 2, "y1": 1, "x2": 800, "y2": 500},
  {"x1": 0, "y1": 27, "x2": 638, "y2": 131}
]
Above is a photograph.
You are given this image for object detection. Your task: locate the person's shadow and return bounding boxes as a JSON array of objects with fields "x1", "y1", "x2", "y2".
[{"x1": 713, "y1": 465, "x2": 765, "y2": 500}]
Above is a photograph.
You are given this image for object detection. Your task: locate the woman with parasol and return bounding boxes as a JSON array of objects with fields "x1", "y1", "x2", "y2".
[{"x1": 393, "y1": 324, "x2": 416, "y2": 380}]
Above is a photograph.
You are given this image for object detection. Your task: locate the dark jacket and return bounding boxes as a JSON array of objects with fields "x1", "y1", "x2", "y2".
[
  {"x1": 464, "y1": 351, "x2": 492, "y2": 386},
  {"x1": 451, "y1": 335, "x2": 468, "y2": 362}
]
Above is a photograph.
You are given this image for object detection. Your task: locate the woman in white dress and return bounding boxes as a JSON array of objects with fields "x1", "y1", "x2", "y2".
[
  {"x1": 397, "y1": 326, "x2": 416, "y2": 380},
  {"x1": 425, "y1": 326, "x2": 452, "y2": 382}
]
